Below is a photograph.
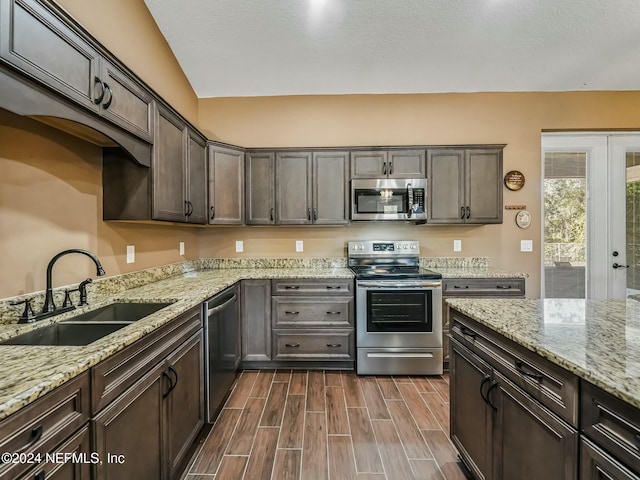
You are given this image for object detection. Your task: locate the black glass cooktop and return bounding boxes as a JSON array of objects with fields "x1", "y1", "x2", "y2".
[{"x1": 350, "y1": 265, "x2": 442, "y2": 280}]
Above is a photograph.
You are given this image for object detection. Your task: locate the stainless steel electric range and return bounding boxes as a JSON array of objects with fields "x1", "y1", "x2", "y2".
[{"x1": 348, "y1": 240, "x2": 443, "y2": 375}]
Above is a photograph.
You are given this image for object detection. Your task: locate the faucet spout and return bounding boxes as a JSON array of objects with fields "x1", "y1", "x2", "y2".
[{"x1": 42, "y1": 249, "x2": 106, "y2": 314}]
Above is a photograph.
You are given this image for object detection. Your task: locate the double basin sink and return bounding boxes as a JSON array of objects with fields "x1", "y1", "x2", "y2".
[{"x1": 0, "y1": 302, "x2": 172, "y2": 346}]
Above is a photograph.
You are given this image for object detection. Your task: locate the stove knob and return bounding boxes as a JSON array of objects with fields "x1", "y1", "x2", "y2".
[{"x1": 410, "y1": 244, "x2": 416, "y2": 249}]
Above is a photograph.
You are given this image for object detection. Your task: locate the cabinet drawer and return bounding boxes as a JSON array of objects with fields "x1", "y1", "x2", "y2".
[
  {"x1": 272, "y1": 297, "x2": 353, "y2": 328},
  {"x1": 451, "y1": 313, "x2": 578, "y2": 426},
  {"x1": 0, "y1": 372, "x2": 89, "y2": 480},
  {"x1": 271, "y1": 279, "x2": 353, "y2": 296},
  {"x1": 17, "y1": 426, "x2": 91, "y2": 480},
  {"x1": 443, "y1": 278, "x2": 525, "y2": 297},
  {"x1": 91, "y1": 306, "x2": 202, "y2": 414},
  {"x1": 582, "y1": 381, "x2": 640, "y2": 473},
  {"x1": 581, "y1": 437, "x2": 640, "y2": 480},
  {"x1": 273, "y1": 330, "x2": 354, "y2": 360}
]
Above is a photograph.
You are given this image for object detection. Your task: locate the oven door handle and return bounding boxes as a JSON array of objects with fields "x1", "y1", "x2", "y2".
[{"x1": 356, "y1": 281, "x2": 442, "y2": 288}]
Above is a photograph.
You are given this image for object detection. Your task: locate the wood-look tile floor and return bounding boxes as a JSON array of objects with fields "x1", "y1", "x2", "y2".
[{"x1": 182, "y1": 370, "x2": 471, "y2": 480}]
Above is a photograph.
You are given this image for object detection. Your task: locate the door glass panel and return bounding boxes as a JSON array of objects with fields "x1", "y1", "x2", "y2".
[
  {"x1": 626, "y1": 152, "x2": 640, "y2": 299},
  {"x1": 543, "y1": 152, "x2": 587, "y2": 298},
  {"x1": 366, "y1": 291, "x2": 432, "y2": 332}
]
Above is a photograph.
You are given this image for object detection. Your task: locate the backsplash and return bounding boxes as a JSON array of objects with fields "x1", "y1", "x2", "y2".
[{"x1": 0, "y1": 256, "x2": 490, "y2": 324}]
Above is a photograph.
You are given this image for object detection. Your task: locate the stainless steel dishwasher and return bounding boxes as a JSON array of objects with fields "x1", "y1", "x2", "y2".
[{"x1": 203, "y1": 284, "x2": 240, "y2": 423}]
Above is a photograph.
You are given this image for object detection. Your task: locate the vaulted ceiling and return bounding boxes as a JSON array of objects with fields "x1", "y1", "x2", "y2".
[{"x1": 144, "y1": 0, "x2": 640, "y2": 98}]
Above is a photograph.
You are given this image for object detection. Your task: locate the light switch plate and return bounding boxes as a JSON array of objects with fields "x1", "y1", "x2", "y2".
[
  {"x1": 235, "y1": 240, "x2": 244, "y2": 253},
  {"x1": 296, "y1": 240, "x2": 304, "y2": 252},
  {"x1": 126, "y1": 245, "x2": 135, "y2": 264},
  {"x1": 453, "y1": 240, "x2": 462, "y2": 252},
  {"x1": 179, "y1": 242, "x2": 185, "y2": 256},
  {"x1": 521, "y1": 240, "x2": 533, "y2": 252}
]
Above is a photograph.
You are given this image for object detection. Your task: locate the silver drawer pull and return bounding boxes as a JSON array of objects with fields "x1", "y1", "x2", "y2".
[
  {"x1": 327, "y1": 343, "x2": 342, "y2": 348},
  {"x1": 453, "y1": 285, "x2": 470, "y2": 289},
  {"x1": 496, "y1": 285, "x2": 512, "y2": 289},
  {"x1": 326, "y1": 286, "x2": 342, "y2": 289},
  {"x1": 460, "y1": 326, "x2": 477, "y2": 339},
  {"x1": 367, "y1": 352, "x2": 434, "y2": 358},
  {"x1": 285, "y1": 311, "x2": 300, "y2": 315},
  {"x1": 285, "y1": 343, "x2": 300, "y2": 348},
  {"x1": 284, "y1": 286, "x2": 300, "y2": 290},
  {"x1": 515, "y1": 360, "x2": 543, "y2": 382},
  {"x1": 326, "y1": 311, "x2": 341, "y2": 315}
]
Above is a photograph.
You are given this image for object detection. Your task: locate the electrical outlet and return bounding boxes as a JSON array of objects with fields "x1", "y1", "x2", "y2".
[
  {"x1": 235, "y1": 240, "x2": 244, "y2": 253},
  {"x1": 521, "y1": 240, "x2": 533, "y2": 252},
  {"x1": 296, "y1": 240, "x2": 304, "y2": 252},
  {"x1": 179, "y1": 242, "x2": 185, "y2": 256},
  {"x1": 126, "y1": 245, "x2": 135, "y2": 264},
  {"x1": 453, "y1": 240, "x2": 462, "y2": 252}
]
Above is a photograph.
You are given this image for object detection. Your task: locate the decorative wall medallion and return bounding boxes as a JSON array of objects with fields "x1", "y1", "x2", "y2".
[
  {"x1": 515, "y1": 210, "x2": 532, "y2": 229},
  {"x1": 504, "y1": 170, "x2": 525, "y2": 191}
]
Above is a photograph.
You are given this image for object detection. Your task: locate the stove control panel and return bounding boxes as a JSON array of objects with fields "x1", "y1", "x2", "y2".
[{"x1": 348, "y1": 240, "x2": 420, "y2": 256}]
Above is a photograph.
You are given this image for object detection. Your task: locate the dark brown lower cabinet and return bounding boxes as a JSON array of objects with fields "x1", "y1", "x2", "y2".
[
  {"x1": 581, "y1": 438, "x2": 640, "y2": 480},
  {"x1": 93, "y1": 331, "x2": 204, "y2": 480},
  {"x1": 18, "y1": 427, "x2": 91, "y2": 480},
  {"x1": 451, "y1": 339, "x2": 578, "y2": 480}
]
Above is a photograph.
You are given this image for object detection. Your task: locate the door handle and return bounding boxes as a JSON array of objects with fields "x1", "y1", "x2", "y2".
[
  {"x1": 307, "y1": 208, "x2": 311, "y2": 221},
  {"x1": 515, "y1": 360, "x2": 543, "y2": 382},
  {"x1": 103, "y1": 82, "x2": 113, "y2": 109},
  {"x1": 210, "y1": 206, "x2": 215, "y2": 220},
  {"x1": 480, "y1": 375, "x2": 491, "y2": 403},
  {"x1": 184, "y1": 201, "x2": 190, "y2": 216},
  {"x1": 486, "y1": 380, "x2": 499, "y2": 410},
  {"x1": 162, "y1": 370, "x2": 173, "y2": 398},
  {"x1": 460, "y1": 206, "x2": 465, "y2": 219},
  {"x1": 167, "y1": 365, "x2": 178, "y2": 392},
  {"x1": 313, "y1": 208, "x2": 318, "y2": 221},
  {"x1": 270, "y1": 207, "x2": 274, "y2": 221},
  {"x1": 460, "y1": 325, "x2": 477, "y2": 339},
  {"x1": 34, "y1": 470, "x2": 46, "y2": 480},
  {"x1": 466, "y1": 206, "x2": 471, "y2": 219},
  {"x1": 187, "y1": 201, "x2": 193, "y2": 216},
  {"x1": 382, "y1": 161, "x2": 387, "y2": 175},
  {"x1": 93, "y1": 77, "x2": 105, "y2": 104},
  {"x1": 613, "y1": 263, "x2": 629, "y2": 269},
  {"x1": 389, "y1": 161, "x2": 393, "y2": 175}
]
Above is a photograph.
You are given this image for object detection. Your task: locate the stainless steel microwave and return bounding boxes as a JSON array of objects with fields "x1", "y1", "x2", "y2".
[{"x1": 351, "y1": 178, "x2": 427, "y2": 221}]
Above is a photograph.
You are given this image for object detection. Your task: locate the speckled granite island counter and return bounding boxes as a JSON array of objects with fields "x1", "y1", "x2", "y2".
[{"x1": 447, "y1": 297, "x2": 640, "y2": 409}]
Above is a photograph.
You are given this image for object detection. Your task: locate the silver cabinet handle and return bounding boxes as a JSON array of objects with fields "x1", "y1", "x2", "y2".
[
  {"x1": 285, "y1": 343, "x2": 300, "y2": 348},
  {"x1": 326, "y1": 311, "x2": 341, "y2": 315},
  {"x1": 327, "y1": 343, "x2": 342, "y2": 348},
  {"x1": 284, "y1": 311, "x2": 299, "y2": 315}
]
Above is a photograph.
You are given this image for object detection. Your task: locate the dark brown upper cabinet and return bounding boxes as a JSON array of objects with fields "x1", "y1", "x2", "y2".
[
  {"x1": 275, "y1": 150, "x2": 349, "y2": 225},
  {"x1": 428, "y1": 147, "x2": 504, "y2": 224},
  {"x1": 246, "y1": 151, "x2": 276, "y2": 225},
  {"x1": 208, "y1": 145, "x2": 245, "y2": 225},
  {"x1": 351, "y1": 149, "x2": 425, "y2": 179},
  {"x1": 0, "y1": 0, "x2": 154, "y2": 145}
]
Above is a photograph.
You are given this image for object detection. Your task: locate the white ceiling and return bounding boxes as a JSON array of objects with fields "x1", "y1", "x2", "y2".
[{"x1": 144, "y1": 0, "x2": 640, "y2": 98}]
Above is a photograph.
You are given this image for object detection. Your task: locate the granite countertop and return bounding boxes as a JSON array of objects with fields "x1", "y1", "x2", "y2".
[
  {"x1": 447, "y1": 298, "x2": 640, "y2": 409},
  {"x1": 0, "y1": 267, "x2": 352, "y2": 420},
  {"x1": 434, "y1": 267, "x2": 528, "y2": 279}
]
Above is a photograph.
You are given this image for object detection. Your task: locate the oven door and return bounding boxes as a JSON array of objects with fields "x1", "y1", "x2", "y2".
[{"x1": 355, "y1": 280, "x2": 442, "y2": 348}]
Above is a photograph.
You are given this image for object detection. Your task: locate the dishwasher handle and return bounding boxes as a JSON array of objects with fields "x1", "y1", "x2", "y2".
[{"x1": 207, "y1": 293, "x2": 237, "y2": 315}]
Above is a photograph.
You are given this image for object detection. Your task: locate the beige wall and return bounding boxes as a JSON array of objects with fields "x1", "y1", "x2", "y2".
[
  {"x1": 0, "y1": 110, "x2": 200, "y2": 299},
  {"x1": 54, "y1": 0, "x2": 199, "y2": 125},
  {"x1": 198, "y1": 92, "x2": 640, "y2": 297}
]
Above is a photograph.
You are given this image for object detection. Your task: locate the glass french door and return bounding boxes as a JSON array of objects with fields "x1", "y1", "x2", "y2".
[{"x1": 542, "y1": 134, "x2": 637, "y2": 300}]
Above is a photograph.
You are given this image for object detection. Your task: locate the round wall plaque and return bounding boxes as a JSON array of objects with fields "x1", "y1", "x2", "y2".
[
  {"x1": 516, "y1": 210, "x2": 532, "y2": 229},
  {"x1": 504, "y1": 170, "x2": 525, "y2": 191}
]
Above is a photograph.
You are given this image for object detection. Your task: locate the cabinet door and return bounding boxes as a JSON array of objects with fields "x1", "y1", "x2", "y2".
[
  {"x1": 276, "y1": 151, "x2": 312, "y2": 224},
  {"x1": 93, "y1": 363, "x2": 165, "y2": 480},
  {"x1": 209, "y1": 146, "x2": 245, "y2": 224},
  {"x1": 186, "y1": 131, "x2": 208, "y2": 224},
  {"x1": 450, "y1": 340, "x2": 493, "y2": 480},
  {"x1": 153, "y1": 106, "x2": 186, "y2": 222},
  {"x1": 351, "y1": 150, "x2": 388, "y2": 178},
  {"x1": 388, "y1": 149, "x2": 426, "y2": 178},
  {"x1": 241, "y1": 279, "x2": 271, "y2": 363},
  {"x1": 313, "y1": 151, "x2": 349, "y2": 225},
  {"x1": 246, "y1": 151, "x2": 275, "y2": 225},
  {"x1": 581, "y1": 438, "x2": 640, "y2": 480},
  {"x1": 0, "y1": 0, "x2": 100, "y2": 112},
  {"x1": 492, "y1": 371, "x2": 578, "y2": 480},
  {"x1": 428, "y1": 149, "x2": 465, "y2": 223},
  {"x1": 164, "y1": 332, "x2": 205, "y2": 479},
  {"x1": 99, "y1": 59, "x2": 154, "y2": 142},
  {"x1": 466, "y1": 149, "x2": 503, "y2": 224}
]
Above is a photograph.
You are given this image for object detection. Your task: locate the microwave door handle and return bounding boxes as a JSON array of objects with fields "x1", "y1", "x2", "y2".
[{"x1": 406, "y1": 184, "x2": 413, "y2": 218}]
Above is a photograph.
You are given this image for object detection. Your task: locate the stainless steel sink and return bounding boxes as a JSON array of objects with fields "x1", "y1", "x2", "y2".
[
  {"x1": 67, "y1": 302, "x2": 172, "y2": 322},
  {"x1": 0, "y1": 321, "x2": 132, "y2": 346},
  {"x1": 0, "y1": 302, "x2": 172, "y2": 346}
]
